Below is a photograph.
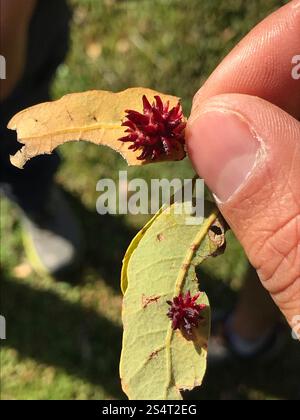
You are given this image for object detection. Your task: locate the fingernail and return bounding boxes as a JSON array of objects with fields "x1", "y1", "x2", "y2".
[{"x1": 187, "y1": 111, "x2": 260, "y2": 202}]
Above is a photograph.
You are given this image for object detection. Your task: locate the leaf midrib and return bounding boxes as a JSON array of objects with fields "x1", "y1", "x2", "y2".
[
  {"x1": 18, "y1": 122, "x2": 122, "y2": 141},
  {"x1": 163, "y1": 209, "x2": 219, "y2": 399}
]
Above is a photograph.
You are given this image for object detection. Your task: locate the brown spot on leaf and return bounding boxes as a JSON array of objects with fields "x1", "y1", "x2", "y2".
[
  {"x1": 156, "y1": 233, "x2": 165, "y2": 242},
  {"x1": 66, "y1": 108, "x2": 73, "y2": 121},
  {"x1": 149, "y1": 350, "x2": 159, "y2": 360},
  {"x1": 142, "y1": 294, "x2": 160, "y2": 309},
  {"x1": 148, "y1": 347, "x2": 164, "y2": 361}
]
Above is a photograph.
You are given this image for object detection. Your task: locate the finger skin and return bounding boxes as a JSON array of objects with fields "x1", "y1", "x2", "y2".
[
  {"x1": 188, "y1": 0, "x2": 300, "y2": 329},
  {"x1": 193, "y1": 0, "x2": 300, "y2": 120},
  {"x1": 187, "y1": 93, "x2": 300, "y2": 327}
]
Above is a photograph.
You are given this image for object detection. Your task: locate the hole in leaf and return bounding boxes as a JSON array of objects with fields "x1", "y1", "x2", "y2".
[{"x1": 210, "y1": 225, "x2": 222, "y2": 236}]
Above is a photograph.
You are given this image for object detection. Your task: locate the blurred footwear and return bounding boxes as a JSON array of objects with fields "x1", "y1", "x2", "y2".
[
  {"x1": 20, "y1": 186, "x2": 83, "y2": 279},
  {"x1": 208, "y1": 312, "x2": 287, "y2": 366}
]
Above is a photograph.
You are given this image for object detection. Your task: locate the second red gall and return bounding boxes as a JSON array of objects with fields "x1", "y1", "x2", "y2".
[{"x1": 167, "y1": 291, "x2": 206, "y2": 338}]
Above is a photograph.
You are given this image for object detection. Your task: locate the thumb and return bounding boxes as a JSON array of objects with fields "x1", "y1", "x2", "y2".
[{"x1": 186, "y1": 93, "x2": 300, "y2": 330}]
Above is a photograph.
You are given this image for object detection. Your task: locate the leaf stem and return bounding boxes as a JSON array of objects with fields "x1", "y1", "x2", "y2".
[{"x1": 164, "y1": 208, "x2": 219, "y2": 398}]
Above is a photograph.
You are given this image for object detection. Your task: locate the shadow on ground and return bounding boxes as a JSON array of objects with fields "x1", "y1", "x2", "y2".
[
  {"x1": 63, "y1": 188, "x2": 136, "y2": 291},
  {"x1": 1, "y1": 275, "x2": 125, "y2": 399}
]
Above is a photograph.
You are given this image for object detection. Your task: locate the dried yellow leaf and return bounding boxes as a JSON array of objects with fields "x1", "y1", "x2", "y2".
[{"x1": 8, "y1": 88, "x2": 186, "y2": 169}]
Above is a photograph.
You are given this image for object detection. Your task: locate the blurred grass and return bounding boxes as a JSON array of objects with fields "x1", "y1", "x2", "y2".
[{"x1": 1, "y1": 0, "x2": 299, "y2": 400}]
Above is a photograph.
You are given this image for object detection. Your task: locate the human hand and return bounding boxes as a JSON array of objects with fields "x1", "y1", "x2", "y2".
[{"x1": 186, "y1": 0, "x2": 300, "y2": 335}]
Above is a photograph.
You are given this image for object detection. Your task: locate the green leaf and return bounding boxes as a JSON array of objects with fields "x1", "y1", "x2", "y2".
[
  {"x1": 120, "y1": 201, "x2": 226, "y2": 400},
  {"x1": 121, "y1": 206, "x2": 165, "y2": 295}
]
